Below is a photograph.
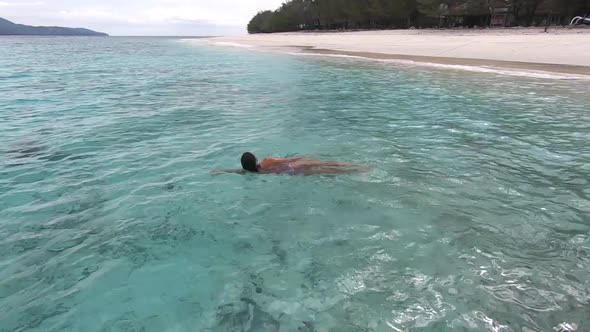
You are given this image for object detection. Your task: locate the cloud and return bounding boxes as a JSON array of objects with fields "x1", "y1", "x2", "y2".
[
  {"x1": 0, "y1": 0, "x2": 285, "y2": 35},
  {"x1": 141, "y1": 4, "x2": 245, "y2": 26},
  {"x1": 57, "y1": 8, "x2": 137, "y2": 24},
  {"x1": 0, "y1": 1, "x2": 44, "y2": 6}
]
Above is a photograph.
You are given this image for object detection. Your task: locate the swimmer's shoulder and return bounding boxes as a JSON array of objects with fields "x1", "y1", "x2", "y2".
[{"x1": 260, "y1": 157, "x2": 284, "y2": 168}]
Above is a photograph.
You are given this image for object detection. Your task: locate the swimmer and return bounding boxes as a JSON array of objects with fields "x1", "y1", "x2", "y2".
[{"x1": 211, "y1": 152, "x2": 369, "y2": 176}]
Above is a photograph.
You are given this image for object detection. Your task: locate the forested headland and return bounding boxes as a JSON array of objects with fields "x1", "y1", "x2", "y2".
[{"x1": 0, "y1": 17, "x2": 108, "y2": 36}]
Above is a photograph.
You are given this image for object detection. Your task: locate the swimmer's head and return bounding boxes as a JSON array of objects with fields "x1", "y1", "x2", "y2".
[{"x1": 241, "y1": 152, "x2": 258, "y2": 172}]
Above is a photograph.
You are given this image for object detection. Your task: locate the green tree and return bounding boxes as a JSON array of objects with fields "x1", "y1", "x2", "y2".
[
  {"x1": 246, "y1": 0, "x2": 590, "y2": 33},
  {"x1": 513, "y1": 0, "x2": 543, "y2": 25},
  {"x1": 247, "y1": 11, "x2": 274, "y2": 33}
]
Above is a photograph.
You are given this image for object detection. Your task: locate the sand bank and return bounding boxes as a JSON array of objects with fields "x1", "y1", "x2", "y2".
[{"x1": 205, "y1": 28, "x2": 590, "y2": 76}]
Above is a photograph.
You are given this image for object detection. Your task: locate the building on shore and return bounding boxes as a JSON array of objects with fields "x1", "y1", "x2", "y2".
[{"x1": 427, "y1": 0, "x2": 589, "y2": 28}]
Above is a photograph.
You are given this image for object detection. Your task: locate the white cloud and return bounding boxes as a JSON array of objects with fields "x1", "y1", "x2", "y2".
[
  {"x1": 142, "y1": 5, "x2": 235, "y2": 25},
  {"x1": 1, "y1": 0, "x2": 285, "y2": 35},
  {"x1": 0, "y1": 1, "x2": 44, "y2": 6},
  {"x1": 57, "y1": 8, "x2": 137, "y2": 24}
]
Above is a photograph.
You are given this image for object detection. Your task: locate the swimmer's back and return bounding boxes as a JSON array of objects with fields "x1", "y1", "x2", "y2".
[{"x1": 260, "y1": 157, "x2": 281, "y2": 168}]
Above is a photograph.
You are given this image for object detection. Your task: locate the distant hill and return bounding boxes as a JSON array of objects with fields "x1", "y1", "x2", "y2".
[{"x1": 0, "y1": 17, "x2": 108, "y2": 36}]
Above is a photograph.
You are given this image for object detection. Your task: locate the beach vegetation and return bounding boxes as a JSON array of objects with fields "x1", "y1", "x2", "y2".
[{"x1": 247, "y1": 0, "x2": 590, "y2": 33}]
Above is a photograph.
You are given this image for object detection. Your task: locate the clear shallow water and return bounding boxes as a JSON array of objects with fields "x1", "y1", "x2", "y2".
[{"x1": 1, "y1": 37, "x2": 589, "y2": 332}]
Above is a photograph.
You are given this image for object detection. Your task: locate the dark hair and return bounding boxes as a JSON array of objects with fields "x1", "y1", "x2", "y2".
[{"x1": 241, "y1": 152, "x2": 258, "y2": 172}]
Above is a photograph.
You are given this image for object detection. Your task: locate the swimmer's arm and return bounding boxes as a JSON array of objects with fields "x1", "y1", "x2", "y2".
[{"x1": 210, "y1": 169, "x2": 247, "y2": 175}]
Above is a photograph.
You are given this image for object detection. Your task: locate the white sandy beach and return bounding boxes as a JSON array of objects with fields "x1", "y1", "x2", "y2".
[{"x1": 207, "y1": 28, "x2": 590, "y2": 75}]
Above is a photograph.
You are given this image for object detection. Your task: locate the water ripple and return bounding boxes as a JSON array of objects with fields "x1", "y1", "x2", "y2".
[{"x1": 0, "y1": 37, "x2": 589, "y2": 331}]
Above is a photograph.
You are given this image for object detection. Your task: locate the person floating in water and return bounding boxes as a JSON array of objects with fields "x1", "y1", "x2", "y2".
[{"x1": 212, "y1": 152, "x2": 369, "y2": 176}]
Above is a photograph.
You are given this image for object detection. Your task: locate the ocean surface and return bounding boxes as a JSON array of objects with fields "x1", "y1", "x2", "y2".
[{"x1": 1, "y1": 36, "x2": 589, "y2": 332}]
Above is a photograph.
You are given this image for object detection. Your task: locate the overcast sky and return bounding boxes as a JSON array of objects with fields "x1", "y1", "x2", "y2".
[{"x1": 0, "y1": 0, "x2": 284, "y2": 36}]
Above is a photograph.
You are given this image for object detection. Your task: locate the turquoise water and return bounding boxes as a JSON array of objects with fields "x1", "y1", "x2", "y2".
[{"x1": 1, "y1": 37, "x2": 589, "y2": 332}]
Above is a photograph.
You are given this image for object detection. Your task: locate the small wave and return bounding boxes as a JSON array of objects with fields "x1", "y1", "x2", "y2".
[
  {"x1": 289, "y1": 52, "x2": 590, "y2": 80},
  {"x1": 211, "y1": 42, "x2": 253, "y2": 48},
  {"x1": 180, "y1": 39, "x2": 253, "y2": 49},
  {"x1": 178, "y1": 38, "x2": 207, "y2": 44}
]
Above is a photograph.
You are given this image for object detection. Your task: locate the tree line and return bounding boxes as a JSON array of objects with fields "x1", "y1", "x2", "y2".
[{"x1": 247, "y1": 0, "x2": 590, "y2": 33}]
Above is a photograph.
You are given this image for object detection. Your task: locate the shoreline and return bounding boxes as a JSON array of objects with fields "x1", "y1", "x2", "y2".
[
  {"x1": 301, "y1": 47, "x2": 590, "y2": 76},
  {"x1": 203, "y1": 29, "x2": 590, "y2": 77}
]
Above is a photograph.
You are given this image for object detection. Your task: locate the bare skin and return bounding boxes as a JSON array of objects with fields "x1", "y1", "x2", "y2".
[{"x1": 212, "y1": 155, "x2": 369, "y2": 176}]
